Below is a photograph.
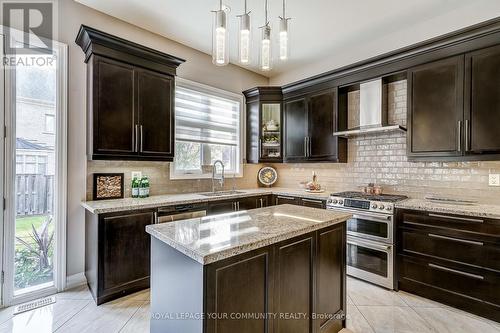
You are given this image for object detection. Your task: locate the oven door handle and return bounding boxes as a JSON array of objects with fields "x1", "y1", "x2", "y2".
[
  {"x1": 347, "y1": 239, "x2": 391, "y2": 251},
  {"x1": 351, "y1": 213, "x2": 392, "y2": 223}
]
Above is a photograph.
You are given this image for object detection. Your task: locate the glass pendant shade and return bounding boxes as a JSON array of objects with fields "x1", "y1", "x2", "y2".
[
  {"x1": 238, "y1": 13, "x2": 251, "y2": 64},
  {"x1": 260, "y1": 25, "x2": 272, "y2": 71},
  {"x1": 279, "y1": 17, "x2": 289, "y2": 61},
  {"x1": 212, "y1": 8, "x2": 229, "y2": 66}
]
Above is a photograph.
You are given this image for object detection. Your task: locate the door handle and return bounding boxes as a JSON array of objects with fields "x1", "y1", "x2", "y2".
[
  {"x1": 258, "y1": 139, "x2": 262, "y2": 158},
  {"x1": 428, "y1": 233, "x2": 483, "y2": 246},
  {"x1": 301, "y1": 198, "x2": 323, "y2": 204},
  {"x1": 465, "y1": 119, "x2": 470, "y2": 152},
  {"x1": 457, "y1": 120, "x2": 462, "y2": 152},
  {"x1": 308, "y1": 137, "x2": 312, "y2": 157},
  {"x1": 135, "y1": 125, "x2": 139, "y2": 152},
  {"x1": 304, "y1": 137, "x2": 307, "y2": 157},
  {"x1": 260, "y1": 198, "x2": 264, "y2": 208},
  {"x1": 140, "y1": 125, "x2": 144, "y2": 152},
  {"x1": 154, "y1": 212, "x2": 158, "y2": 224},
  {"x1": 428, "y1": 213, "x2": 483, "y2": 223}
]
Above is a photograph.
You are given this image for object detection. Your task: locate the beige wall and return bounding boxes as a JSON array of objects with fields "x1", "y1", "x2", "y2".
[
  {"x1": 58, "y1": 0, "x2": 268, "y2": 277},
  {"x1": 271, "y1": 80, "x2": 500, "y2": 204}
]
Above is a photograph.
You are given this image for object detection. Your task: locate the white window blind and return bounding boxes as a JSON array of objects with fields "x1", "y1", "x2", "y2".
[{"x1": 175, "y1": 86, "x2": 240, "y2": 146}]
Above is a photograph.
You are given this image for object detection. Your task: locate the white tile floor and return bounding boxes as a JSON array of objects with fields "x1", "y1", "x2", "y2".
[
  {"x1": 346, "y1": 277, "x2": 500, "y2": 333},
  {"x1": 0, "y1": 278, "x2": 497, "y2": 332}
]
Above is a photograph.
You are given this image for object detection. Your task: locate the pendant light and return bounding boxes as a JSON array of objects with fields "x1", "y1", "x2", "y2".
[
  {"x1": 212, "y1": 0, "x2": 229, "y2": 66},
  {"x1": 278, "y1": 0, "x2": 290, "y2": 61},
  {"x1": 259, "y1": 0, "x2": 272, "y2": 71},
  {"x1": 237, "y1": 0, "x2": 251, "y2": 64}
]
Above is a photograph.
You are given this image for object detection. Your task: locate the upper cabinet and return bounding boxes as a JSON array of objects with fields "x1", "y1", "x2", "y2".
[
  {"x1": 407, "y1": 56, "x2": 465, "y2": 159},
  {"x1": 283, "y1": 88, "x2": 347, "y2": 163},
  {"x1": 243, "y1": 87, "x2": 283, "y2": 163},
  {"x1": 408, "y1": 45, "x2": 500, "y2": 161},
  {"x1": 465, "y1": 45, "x2": 500, "y2": 156},
  {"x1": 76, "y1": 25, "x2": 185, "y2": 161}
]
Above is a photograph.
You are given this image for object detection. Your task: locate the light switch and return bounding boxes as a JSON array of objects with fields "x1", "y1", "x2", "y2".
[
  {"x1": 489, "y1": 174, "x2": 500, "y2": 187},
  {"x1": 131, "y1": 171, "x2": 142, "y2": 179}
]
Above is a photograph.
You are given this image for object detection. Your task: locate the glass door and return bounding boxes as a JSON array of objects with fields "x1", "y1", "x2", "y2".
[
  {"x1": 3, "y1": 35, "x2": 67, "y2": 305},
  {"x1": 260, "y1": 103, "x2": 281, "y2": 160}
]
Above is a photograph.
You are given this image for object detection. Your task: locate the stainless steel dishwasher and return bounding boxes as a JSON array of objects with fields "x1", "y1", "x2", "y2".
[{"x1": 155, "y1": 203, "x2": 208, "y2": 224}]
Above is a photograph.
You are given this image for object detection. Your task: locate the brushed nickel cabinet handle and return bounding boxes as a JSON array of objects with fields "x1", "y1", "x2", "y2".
[
  {"x1": 258, "y1": 139, "x2": 262, "y2": 158},
  {"x1": 428, "y1": 213, "x2": 483, "y2": 223},
  {"x1": 428, "y1": 233, "x2": 483, "y2": 246},
  {"x1": 154, "y1": 212, "x2": 158, "y2": 224},
  {"x1": 140, "y1": 125, "x2": 144, "y2": 152},
  {"x1": 457, "y1": 120, "x2": 462, "y2": 152},
  {"x1": 302, "y1": 198, "x2": 323, "y2": 204},
  {"x1": 304, "y1": 137, "x2": 307, "y2": 157},
  {"x1": 135, "y1": 125, "x2": 139, "y2": 152},
  {"x1": 276, "y1": 196, "x2": 294, "y2": 200},
  {"x1": 465, "y1": 119, "x2": 470, "y2": 152},
  {"x1": 260, "y1": 198, "x2": 264, "y2": 207},
  {"x1": 308, "y1": 137, "x2": 312, "y2": 157},
  {"x1": 428, "y1": 263, "x2": 484, "y2": 280}
]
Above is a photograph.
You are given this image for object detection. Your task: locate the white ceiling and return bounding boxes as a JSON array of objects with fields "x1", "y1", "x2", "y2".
[{"x1": 76, "y1": 0, "x2": 500, "y2": 78}]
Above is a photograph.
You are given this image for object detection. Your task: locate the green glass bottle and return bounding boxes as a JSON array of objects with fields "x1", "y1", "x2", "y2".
[
  {"x1": 139, "y1": 176, "x2": 150, "y2": 198},
  {"x1": 131, "y1": 177, "x2": 139, "y2": 198}
]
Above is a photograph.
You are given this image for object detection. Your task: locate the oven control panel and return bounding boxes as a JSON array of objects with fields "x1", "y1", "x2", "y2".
[{"x1": 327, "y1": 196, "x2": 394, "y2": 213}]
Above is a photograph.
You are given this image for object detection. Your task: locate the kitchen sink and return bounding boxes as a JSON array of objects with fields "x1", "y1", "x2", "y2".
[{"x1": 199, "y1": 190, "x2": 246, "y2": 197}]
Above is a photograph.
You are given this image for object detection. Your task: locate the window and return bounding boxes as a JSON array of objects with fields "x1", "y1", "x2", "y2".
[
  {"x1": 171, "y1": 79, "x2": 243, "y2": 178},
  {"x1": 45, "y1": 114, "x2": 55, "y2": 133}
]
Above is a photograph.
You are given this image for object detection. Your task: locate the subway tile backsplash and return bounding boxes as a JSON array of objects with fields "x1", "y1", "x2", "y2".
[{"x1": 87, "y1": 80, "x2": 500, "y2": 204}]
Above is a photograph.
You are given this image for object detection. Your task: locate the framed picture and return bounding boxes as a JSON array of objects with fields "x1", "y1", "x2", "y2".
[{"x1": 93, "y1": 173, "x2": 124, "y2": 200}]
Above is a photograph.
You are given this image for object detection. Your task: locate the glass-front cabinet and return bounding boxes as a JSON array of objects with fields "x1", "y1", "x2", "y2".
[{"x1": 243, "y1": 87, "x2": 283, "y2": 163}]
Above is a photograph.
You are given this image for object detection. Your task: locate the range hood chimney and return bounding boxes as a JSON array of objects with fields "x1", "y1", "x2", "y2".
[{"x1": 334, "y1": 79, "x2": 406, "y2": 137}]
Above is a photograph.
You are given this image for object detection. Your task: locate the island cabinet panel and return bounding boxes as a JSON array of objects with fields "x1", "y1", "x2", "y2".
[
  {"x1": 316, "y1": 226, "x2": 346, "y2": 333},
  {"x1": 396, "y1": 209, "x2": 500, "y2": 322},
  {"x1": 85, "y1": 209, "x2": 153, "y2": 305},
  {"x1": 205, "y1": 249, "x2": 272, "y2": 333},
  {"x1": 465, "y1": 44, "x2": 500, "y2": 155},
  {"x1": 274, "y1": 236, "x2": 314, "y2": 333},
  {"x1": 407, "y1": 55, "x2": 464, "y2": 159}
]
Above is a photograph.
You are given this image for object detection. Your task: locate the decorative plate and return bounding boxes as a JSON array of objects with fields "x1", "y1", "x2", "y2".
[{"x1": 258, "y1": 167, "x2": 278, "y2": 186}]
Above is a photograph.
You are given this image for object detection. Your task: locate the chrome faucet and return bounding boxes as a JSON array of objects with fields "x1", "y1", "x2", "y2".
[{"x1": 212, "y1": 160, "x2": 225, "y2": 192}]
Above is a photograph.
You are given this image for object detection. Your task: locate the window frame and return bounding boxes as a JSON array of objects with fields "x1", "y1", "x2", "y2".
[{"x1": 170, "y1": 78, "x2": 245, "y2": 180}]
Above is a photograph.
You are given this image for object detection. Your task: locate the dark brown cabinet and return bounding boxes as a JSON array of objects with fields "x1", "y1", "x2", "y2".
[
  {"x1": 407, "y1": 56, "x2": 464, "y2": 159},
  {"x1": 396, "y1": 209, "x2": 500, "y2": 322},
  {"x1": 273, "y1": 195, "x2": 326, "y2": 208},
  {"x1": 243, "y1": 87, "x2": 284, "y2": 163},
  {"x1": 85, "y1": 209, "x2": 154, "y2": 305},
  {"x1": 284, "y1": 89, "x2": 346, "y2": 163},
  {"x1": 207, "y1": 195, "x2": 270, "y2": 215},
  {"x1": 301, "y1": 198, "x2": 326, "y2": 209},
  {"x1": 465, "y1": 44, "x2": 500, "y2": 156},
  {"x1": 274, "y1": 195, "x2": 301, "y2": 206},
  {"x1": 76, "y1": 25, "x2": 184, "y2": 161}
]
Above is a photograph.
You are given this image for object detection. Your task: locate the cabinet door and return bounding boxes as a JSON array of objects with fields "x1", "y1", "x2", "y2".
[
  {"x1": 208, "y1": 200, "x2": 236, "y2": 215},
  {"x1": 301, "y1": 198, "x2": 326, "y2": 209},
  {"x1": 100, "y1": 211, "x2": 153, "y2": 295},
  {"x1": 284, "y1": 98, "x2": 308, "y2": 161},
  {"x1": 274, "y1": 195, "x2": 300, "y2": 206},
  {"x1": 274, "y1": 236, "x2": 314, "y2": 333},
  {"x1": 93, "y1": 56, "x2": 137, "y2": 156},
  {"x1": 246, "y1": 101, "x2": 260, "y2": 163},
  {"x1": 137, "y1": 68, "x2": 174, "y2": 160},
  {"x1": 407, "y1": 56, "x2": 464, "y2": 159},
  {"x1": 315, "y1": 225, "x2": 346, "y2": 333},
  {"x1": 237, "y1": 197, "x2": 259, "y2": 211},
  {"x1": 465, "y1": 45, "x2": 500, "y2": 155},
  {"x1": 308, "y1": 89, "x2": 339, "y2": 161}
]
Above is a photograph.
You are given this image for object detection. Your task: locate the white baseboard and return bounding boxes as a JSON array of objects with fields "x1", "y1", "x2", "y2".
[{"x1": 65, "y1": 272, "x2": 87, "y2": 290}]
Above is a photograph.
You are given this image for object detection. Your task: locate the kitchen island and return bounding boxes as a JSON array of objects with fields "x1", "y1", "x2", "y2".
[{"x1": 146, "y1": 204, "x2": 351, "y2": 333}]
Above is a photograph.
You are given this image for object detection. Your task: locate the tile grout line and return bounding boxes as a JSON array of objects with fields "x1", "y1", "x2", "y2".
[
  {"x1": 350, "y1": 302, "x2": 377, "y2": 333},
  {"x1": 52, "y1": 300, "x2": 92, "y2": 333},
  {"x1": 405, "y1": 304, "x2": 439, "y2": 333},
  {"x1": 117, "y1": 300, "x2": 147, "y2": 333}
]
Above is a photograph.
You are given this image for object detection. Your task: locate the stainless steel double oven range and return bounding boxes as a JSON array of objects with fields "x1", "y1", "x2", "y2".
[{"x1": 327, "y1": 192, "x2": 408, "y2": 289}]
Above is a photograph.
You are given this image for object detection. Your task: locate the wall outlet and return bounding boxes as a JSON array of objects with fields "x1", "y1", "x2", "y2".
[
  {"x1": 489, "y1": 174, "x2": 500, "y2": 187},
  {"x1": 131, "y1": 171, "x2": 142, "y2": 179}
]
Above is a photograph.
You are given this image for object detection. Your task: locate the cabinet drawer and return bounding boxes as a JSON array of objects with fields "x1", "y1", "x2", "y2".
[
  {"x1": 399, "y1": 210, "x2": 500, "y2": 236},
  {"x1": 400, "y1": 229, "x2": 500, "y2": 272},
  {"x1": 399, "y1": 254, "x2": 500, "y2": 305}
]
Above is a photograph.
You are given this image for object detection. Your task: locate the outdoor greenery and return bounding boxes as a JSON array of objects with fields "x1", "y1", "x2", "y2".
[{"x1": 14, "y1": 215, "x2": 54, "y2": 290}]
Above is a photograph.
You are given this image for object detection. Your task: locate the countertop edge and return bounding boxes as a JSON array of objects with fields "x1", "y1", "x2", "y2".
[
  {"x1": 146, "y1": 213, "x2": 350, "y2": 265},
  {"x1": 395, "y1": 199, "x2": 500, "y2": 219}
]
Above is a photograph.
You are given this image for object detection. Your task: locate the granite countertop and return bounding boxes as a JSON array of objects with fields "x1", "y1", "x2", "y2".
[
  {"x1": 396, "y1": 198, "x2": 500, "y2": 219},
  {"x1": 81, "y1": 187, "x2": 330, "y2": 214},
  {"x1": 145, "y1": 204, "x2": 351, "y2": 265}
]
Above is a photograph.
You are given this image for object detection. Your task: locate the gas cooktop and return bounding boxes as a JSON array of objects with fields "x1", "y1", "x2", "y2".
[{"x1": 330, "y1": 191, "x2": 408, "y2": 203}]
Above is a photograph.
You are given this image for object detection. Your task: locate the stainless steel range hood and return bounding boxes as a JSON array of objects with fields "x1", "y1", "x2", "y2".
[{"x1": 334, "y1": 79, "x2": 407, "y2": 137}]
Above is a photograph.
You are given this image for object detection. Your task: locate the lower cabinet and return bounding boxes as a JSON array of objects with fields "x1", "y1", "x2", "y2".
[
  {"x1": 205, "y1": 223, "x2": 346, "y2": 333},
  {"x1": 274, "y1": 195, "x2": 301, "y2": 206},
  {"x1": 396, "y1": 209, "x2": 500, "y2": 322},
  {"x1": 85, "y1": 209, "x2": 154, "y2": 305},
  {"x1": 273, "y1": 195, "x2": 326, "y2": 208},
  {"x1": 207, "y1": 195, "x2": 271, "y2": 215}
]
